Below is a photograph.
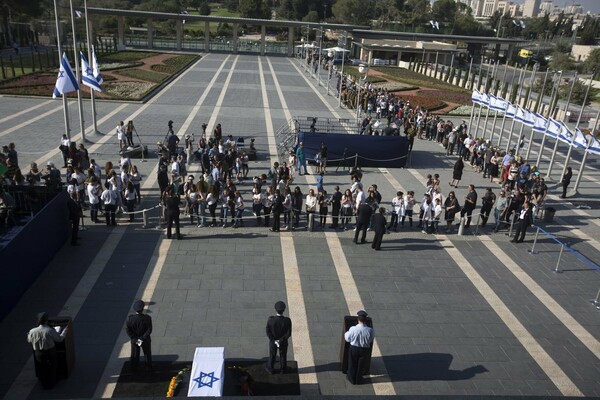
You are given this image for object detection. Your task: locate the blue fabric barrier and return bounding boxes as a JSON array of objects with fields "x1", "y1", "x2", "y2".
[
  {"x1": 0, "y1": 190, "x2": 68, "y2": 321},
  {"x1": 297, "y1": 131, "x2": 409, "y2": 168}
]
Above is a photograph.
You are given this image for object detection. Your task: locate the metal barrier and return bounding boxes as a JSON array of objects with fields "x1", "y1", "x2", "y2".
[{"x1": 528, "y1": 224, "x2": 600, "y2": 311}]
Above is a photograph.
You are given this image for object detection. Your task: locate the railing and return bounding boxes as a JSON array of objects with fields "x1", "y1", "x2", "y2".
[{"x1": 528, "y1": 224, "x2": 600, "y2": 311}]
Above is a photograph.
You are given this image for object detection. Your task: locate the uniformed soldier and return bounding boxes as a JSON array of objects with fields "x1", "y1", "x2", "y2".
[
  {"x1": 126, "y1": 300, "x2": 153, "y2": 372},
  {"x1": 27, "y1": 312, "x2": 68, "y2": 389},
  {"x1": 265, "y1": 301, "x2": 292, "y2": 374},
  {"x1": 344, "y1": 310, "x2": 374, "y2": 384}
]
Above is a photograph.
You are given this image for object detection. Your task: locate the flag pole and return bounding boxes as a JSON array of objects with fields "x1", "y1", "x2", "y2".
[
  {"x1": 534, "y1": 71, "x2": 561, "y2": 166},
  {"x1": 489, "y1": 60, "x2": 508, "y2": 143},
  {"x1": 571, "y1": 110, "x2": 600, "y2": 194},
  {"x1": 481, "y1": 61, "x2": 498, "y2": 141},
  {"x1": 529, "y1": 70, "x2": 560, "y2": 161},
  {"x1": 505, "y1": 64, "x2": 526, "y2": 152},
  {"x1": 546, "y1": 73, "x2": 578, "y2": 178},
  {"x1": 69, "y1": 0, "x2": 86, "y2": 142},
  {"x1": 515, "y1": 63, "x2": 538, "y2": 157},
  {"x1": 84, "y1": 0, "x2": 98, "y2": 134},
  {"x1": 53, "y1": 0, "x2": 71, "y2": 141},
  {"x1": 558, "y1": 73, "x2": 594, "y2": 180},
  {"x1": 473, "y1": 65, "x2": 491, "y2": 137}
]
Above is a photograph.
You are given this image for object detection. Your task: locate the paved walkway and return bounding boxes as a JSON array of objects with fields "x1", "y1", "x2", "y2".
[{"x1": 0, "y1": 54, "x2": 599, "y2": 399}]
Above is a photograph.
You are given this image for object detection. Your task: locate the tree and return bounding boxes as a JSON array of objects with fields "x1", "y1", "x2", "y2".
[
  {"x1": 277, "y1": 0, "x2": 295, "y2": 19},
  {"x1": 302, "y1": 10, "x2": 320, "y2": 23},
  {"x1": 548, "y1": 51, "x2": 574, "y2": 71},
  {"x1": 560, "y1": 78, "x2": 594, "y2": 107},
  {"x1": 431, "y1": 0, "x2": 457, "y2": 25},
  {"x1": 584, "y1": 48, "x2": 600, "y2": 79},
  {"x1": 332, "y1": 0, "x2": 374, "y2": 25},
  {"x1": 199, "y1": 2, "x2": 211, "y2": 15},
  {"x1": 239, "y1": 0, "x2": 271, "y2": 19},
  {"x1": 578, "y1": 15, "x2": 600, "y2": 45}
]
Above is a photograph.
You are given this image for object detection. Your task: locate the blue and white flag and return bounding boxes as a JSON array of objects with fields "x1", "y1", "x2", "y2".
[
  {"x1": 545, "y1": 118, "x2": 561, "y2": 138},
  {"x1": 489, "y1": 95, "x2": 505, "y2": 111},
  {"x1": 532, "y1": 113, "x2": 547, "y2": 132},
  {"x1": 557, "y1": 122, "x2": 574, "y2": 144},
  {"x1": 480, "y1": 92, "x2": 490, "y2": 107},
  {"x1": 53, "y1": 52, "x2": 80, "y2": 98},
  {"x1": 587, "y1": 135, "x2": 600, "y2": 155},
  {"x1": 572, "y1": 128, "x2": 588, "y2": 149},
  {"x1": 471, "y1": 88, "x2": 482, "y2": 104},
  {"x1": 92, "y1": 46, "x2": 103, "y2": 84},
  {"x1": 514, "y1": 106, "x2": 527, "y2": 123},
  {"x1": 505, "y1": 103, "x2": 516, "y2": 117},
  {"x1": 188, "y1": 347, "x2": 224, "y2": 397},
  {"x1": 80, "y1": 52, "x2": 102, "y2": 92}
]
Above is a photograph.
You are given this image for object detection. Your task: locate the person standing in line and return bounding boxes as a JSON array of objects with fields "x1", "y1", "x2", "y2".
[
  {"x1": 511, "y1": 201, "x2": 533, "y2": 243},
  {"x1": 116, "y1": 121, "x2": 126, "y2": 151},
  {"x1": 329, "y1": 186, "x2": 342, "y2": 229},
  {"x1": 101, "y1": 182, "x2": 117, "y2": 226},
  {"x1": 388, "y1": 191, "x2": 404, "y2": 232},
  {"x1": 449, "y1": 157, "x2": 464, "y2": 188},
  {"x1": 126, "y1": 121, "x2": 137, "y2": 147},
  {"x1": 353, "y1": 201, "x2": 373, "y2": 244},
  {"x1": 165, "y1": 187, "x2": 182, "y2": 239},
  {"x1": 492, "y1": 190, "x2": 508, "y2": 233},
  {"x1": 265, "y1": 301, "x2": 292, "y2": 374},
  {"x1": 460, "y1": 184, "x2": 478, "y2": 228},
  {"x1": 561, "y1": 166, "x2": 572, "y2": 198},
  {"x1": 480, "y1": 187, "x2": 496, "y2": 227},
  {"x1": 27, "y1": 312, "x2": 68, "y2": 390},
  {"x1": 371, "y1": 207, "x2": 387, "y2": 250},
  {"x1": 344, "y1": 310, "x2": 374, "y2": 385},
  {"x1": 126, "y1": 300, "x2": 153, "y2": 373},
  {"x1": 67, "y1": 187, "x2": 82, "y2": 246}
]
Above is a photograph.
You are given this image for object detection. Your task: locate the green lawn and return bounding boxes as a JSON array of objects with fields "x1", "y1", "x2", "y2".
[
  {"x1": 374, "y1": 66, "x2": 469, "y2": 93},
  {"x1": 183, "y1": 6, "x2": 241, "y2": 34}
]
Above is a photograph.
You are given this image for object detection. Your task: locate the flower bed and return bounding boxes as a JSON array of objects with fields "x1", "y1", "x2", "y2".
[
  {"x1": 374, "y1": 66, "x2": 467, "y2": 93},
  {"x1": 103, "y1": 81, "x2": 155, "y2": 100},
  {"x1": 416, "y1": 89, "x2": 471, "y2": 105},
  {"x1": 446, "y1": 104, "x2": 474, "y2": 115},
  {"x1": 152, "y1": 54, "x2": 198, "y2": 74},
  {"x1": 391, "y1": 93, "x2": 446, "y2": 111},
  {"x1": 101, "y1": 51, "x2": 159, "y2": 62},
  {"x1": 116, "y1": 68, "x2": 168, "y2": 83}
]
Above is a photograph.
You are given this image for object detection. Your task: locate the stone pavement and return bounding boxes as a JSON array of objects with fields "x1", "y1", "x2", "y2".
[{"x1": 0, "y1": 53, "x2": 599, "y2": 399}]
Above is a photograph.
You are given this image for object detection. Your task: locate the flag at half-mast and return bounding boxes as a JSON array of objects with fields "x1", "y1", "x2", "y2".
[
  {"x1": 53, "y1": 52, "x2": 80, "y2": 98},
  {"x1": 80, "y1": 51, "x2": 102, "y2": 92},
  {"x1": 92, "y1": 46, "x2": 103, "y2": 84}
]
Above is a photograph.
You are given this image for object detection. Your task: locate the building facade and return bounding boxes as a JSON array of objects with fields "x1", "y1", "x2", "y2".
[{"x1": 522, "y1": 0, "x2": 541, "y2": 17}]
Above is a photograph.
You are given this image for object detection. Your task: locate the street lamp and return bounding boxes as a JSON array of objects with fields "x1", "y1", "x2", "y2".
[
  {"x1": 326, "y1": 50, "x2": 334, "y2": 95},
  {"x1": 355, "y1": 63, "x2": 369, "y2": 119}
]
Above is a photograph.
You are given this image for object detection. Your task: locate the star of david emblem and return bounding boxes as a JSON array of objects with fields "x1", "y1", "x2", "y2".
[
  {"x1": 192, "y1": 371, "x2": 219, "y2": 388},
  {"x1": 58, "y1": 70, "x2": 64, "y2": 78},
  {"x1": 86, "y1": 67, "x2": 93, "y2": 75}
]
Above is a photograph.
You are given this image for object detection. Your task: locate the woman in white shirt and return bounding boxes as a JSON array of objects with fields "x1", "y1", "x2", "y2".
[
  {"x1": 206, "y1": 187, "x2": 219, "y2": 227},
  {"x1": 252, "y1": 184, "x2": 264, "y2": 226},
  {"x1": 262, "y1": 187, "x2": 274, "y2": 228},
  {"x1": 305, "y1": 189, "x2": 317, "y2": 225},
  {"x1": 233, "y1": 190, "x2": 244, "y2": 228},
  {"x1": 283, "y1": 186, "x2": 293, "y2": 230},
  {"x1": 124, "y1": 181, "x2": 137, "y2": 222},
  {"x1": 130, "y1": 165, "x2": 142, "y2": 204},
  {"x1": 341, "y1": 189, "x2": 353, "y2": 230},
  {"x1": 116, "y1": 121, "x2": 125, "y2": 151},
  {"x1": 389, "y1": 191, "x2": 404, "y2": 232},
  {"x1": 87, "y1": 177, "x2": 101, "y2": 223}
]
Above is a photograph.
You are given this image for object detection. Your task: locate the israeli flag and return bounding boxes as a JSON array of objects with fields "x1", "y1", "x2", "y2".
[
  {"x1": 546, "y1": 118, "x2": 561, "y2": 138},
  {"x1": 587, "y1": 135, "x2": 600, "y2": 155},
  {"x1": 80, "y1": 52, "x2": 102, "y2": 92},
  {"x1": 480, "y1": 92, "x2": 491, "y2": 107},
  {"x1": 92, "y1": 46, "x2": 103, "y2": 84},
  {"x1": 188, "y1": 347, "x2": 224, "y2": 397},
  {"x1": 489, "y1": 95, "x2": 505, "y2": 111},
  {"x1": 53, "y1": 52, "x2": 80, "y2": 98},
  {"x1": 557, "y1": 122, "x2": 574, "y2": 144},
  {"x1": 514, "y1": 106, "x2": 527, "y2": 123},
  {"x1": 523, "y1": 109, "x2": 535, "y2": 127},
  {"x1": 532, "y1": 113, "x2": 547, "y2": 132},
  {"x1": 572, "y1": 128, "x2": 589, "y2": 149},
  {"x1": 506, "y1": 103, "x2": 516, "y2": 117},
  {"x1": 471, "y1": 88, "x2": 482, "y2": 104}
]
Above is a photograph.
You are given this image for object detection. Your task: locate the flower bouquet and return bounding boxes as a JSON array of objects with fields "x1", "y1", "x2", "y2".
[{"x1": 166, "y1": 367, "x2": 190, "y2": 397}]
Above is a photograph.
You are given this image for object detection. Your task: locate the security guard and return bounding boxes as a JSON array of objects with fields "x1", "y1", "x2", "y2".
[
  {"x1": 265, "y1": 301, "x2": 292, "y2": 374},
  {"x1": 344, "y1": 310, "x2": 374, "y2": 384},
  {"x1": 126, "y1": 300, "x2": 153, "y2": 372},
  {"x1": 27, "y1": 312, "x2": 68, "y2": 389}
]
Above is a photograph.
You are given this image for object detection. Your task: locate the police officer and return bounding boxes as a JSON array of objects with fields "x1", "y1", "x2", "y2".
[
  {"x1": 27, "y1": 312, "x2": 68, "y2": 389},
  {"x1": 126, "y1": 300, "x2": 153, "y2": 373},
  {"x1": 344, "y1": 310, "x2": 374, "y2": 385},
  {"x1": 165, "y1": 187, "x2": 182, "y2": 240},
  {"x1": 265, "y1": 301, "x2": 292, "y2": 374}
]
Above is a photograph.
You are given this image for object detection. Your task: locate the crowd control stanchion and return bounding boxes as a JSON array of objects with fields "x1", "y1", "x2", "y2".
[
  {"x1": 142, "y1": 208, "x2": 149, "y2": 228},
  {"x1": 457, "y1": 217, "x2": 465, "y2": 236},
  {"x1": 553, "y1": 244, "x2": 564, "y2": 273},
  {"x1": 474, "y1": 213, "x2": 482, "y2": 235},
  {"x1": 155, "y1": 204, "x2": 163, "y2": 231},
  {"x1": 80, "y1": 213, "x2": 87, "y2": 231},
  {"x1": 506, "y1": 214, "x2": 516, "y2": 238},
  {"x1": 308, "y1": 213, "x2": 315, "y2": 232},
  {"x1": 590, "y1": 288, "x2": 600, "y2": 310},
  {"x1": 529, "y1": 226, "x2": 540, "y2": 254}
]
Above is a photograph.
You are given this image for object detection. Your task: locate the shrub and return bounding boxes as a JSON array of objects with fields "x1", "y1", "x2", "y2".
[{"x1": 116, "y1": 68, "x2": 168, "y2": 83}]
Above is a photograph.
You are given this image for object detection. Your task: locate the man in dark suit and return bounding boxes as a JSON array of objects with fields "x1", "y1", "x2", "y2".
[
  {"x1": 371, "y1": 207, "x2": 387, "y2": 250},
  {"x1": 165, "y1": 187, "x2": 182, "y2": 239},
  {"x1": 266, "y1": 301, "x2": 292, "y2": 374},
  {"x1": 353, "y1": 201, "x2": 373, "y2": 244},
  {"x1": 67, "y1": 188, "x2": 81, "y2": 246},
  {"x1": 511, "y1": 201, "x2": 533, "y2": 243},
  {"x1": 329, "y1": 186, "x2": 342, "y2": 229},
  {"x1": 126, "y1": 300, "x2": 153, "y2": 372}
]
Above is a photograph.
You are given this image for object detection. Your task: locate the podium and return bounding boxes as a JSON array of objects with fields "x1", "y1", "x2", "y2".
[
  {"x1": 339, "y1": 315, "x2": 373, "y2": 374},
  {"x1": 33, "y1": 317, "x2": 75, "y2": 379}
]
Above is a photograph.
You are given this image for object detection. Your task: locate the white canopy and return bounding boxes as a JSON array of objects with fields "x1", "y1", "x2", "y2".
[{"x1": 323, "y1": 46, "x2": 350, "y2": 53}]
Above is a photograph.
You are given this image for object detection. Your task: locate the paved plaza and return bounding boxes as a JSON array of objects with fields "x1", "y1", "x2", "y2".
[{"x1": 1, "y1": 53, "x2": 600, "y2": 399}]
